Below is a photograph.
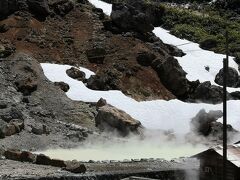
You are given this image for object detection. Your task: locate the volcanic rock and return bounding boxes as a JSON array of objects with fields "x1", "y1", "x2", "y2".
[
  {"x1": 0, "y1": 107, "x2": 23, "y2": 123},
  {"x1": 190, "y1": 81, "x2": 229, "y2": 104},
  {"x1": 36, "y1": 154, "x2": 52, "y2": 165},
  {"x1": 95, "y1": 104, "x2": 142, "y2": 136},
  {"x1": 215, "y1": 67, "x2": 240, "y2": 87},
  {"x1": 0, "y1": 43, "x2": 15, "y2": 58},
  {"x1": 96, "y1": 98, "x2": 107, "y2": 108},
  {"x1": 31, "y1": 124, "x2": 49, "y2": 135},
  {"x1": 66, "y1": 67, "x2": 86, "y2": 81},
  {"x1": 166, "y1": 44, "x2": 186, "y2": 57},
  {"x1": 0, "y1": 24, "x2": 10, "y2": 33},
  {"x1": 110, "y1": 3, "x2": 154, "y2": 33},
  {"x1": 19, "y1": 151, "x2": 36, "y2": 162},
  {"x1": 136, "y1": 51, "x2": 156, "y2": 66},
  {"x1": 126, "y1": 0, "x2": 165, "y2": 26},
  {"x1": 13, "y1": 55, "x2": 39, "y2": 96},
  {"x1": 230, "y1": 91, "x2": 240, "y2": 100},
  {"x1": 86, "y1": 47, "x2": 106, "y2": 64},
  {"x1": 191, "y1": 109, "x2": 223, "y2": 136},
  {"x1": 51, "y1": 0, "x2": 74, "y2": 16},
  {"x1": 54, "y1": 82, "x2": 70, "y2": 92},
  {"x1": 27, "y1": 0, "x2": 50, "y2": 20},
  {"x1": 50, "y1": 159, "x2": 66, "y2": 167},
  {"x1": 4, "y1": 150, "x2": 22, "y2": 161},
  {"x1": 64, "y1": 161, "x2": 87, "y2": 173},
  {"x1": 86, "y1": 69, "x2": 120, "y2": 90},
  {"x1": 0, "y1": 0, "x2": 18, "y2": 19},
  {"x1": 152, "y1": 57, "x2": 190, "y2": 99}
]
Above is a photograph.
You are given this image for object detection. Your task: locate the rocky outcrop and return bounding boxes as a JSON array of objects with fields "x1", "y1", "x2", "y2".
[
  {"x1": 110, "y1": 3, "x2": 154, "y2": 33},
  {"x1": 152, "y1": 57, "x2": 190, "y2": 99},
  {"x1": 215, "y1": 67, "x2": 240, "y2": 88},
  {"x1": 95, "y1": 104, "x2": 142, "y2": 136}
]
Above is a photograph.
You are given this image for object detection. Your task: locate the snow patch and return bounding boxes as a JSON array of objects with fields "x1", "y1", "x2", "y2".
[
  {"x1": 41, "y1": 63, "x2": 240, "y2": 134},
  {"x1": 88, "y1": 0, "x2": 112, "y2": 16}
]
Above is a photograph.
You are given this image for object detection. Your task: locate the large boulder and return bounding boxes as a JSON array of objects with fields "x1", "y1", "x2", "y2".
[
  {"x1": 110, "y1": 3, "x2": 154, "y2": 33},
  {"x1": 0, "y1": 0, "x2": 18, "y2": 19},
  {"x1": 86, "y1": 69, "x2": 120, "y2": 91},
  {"x1": 190, "y1": 109, "x2": 238, "y2": 142},
  {"x1": 126, "y1": 0, "x2": 165, "y2": 26},
  {"x1": 190, "y1": 109, "x2": 223, "y2": 136},
  {"x1": 151, "y1": 57, "x2": 190, "y2": 99},
  {"x1": 95, "y1": 104, "x2": 142, "y2": 136},
  {"x1": 66, "y1": 67, "x2": 86, "y2": 81},
  {"x1": 190, "y1": 81, "x2": 229, "y2": 104},
  {"x1": 27, "y1": 0, "x2": 50, "y2": 19},
  {"x1": 215, "y1": 67, "x2": 240, "y2": 88}
]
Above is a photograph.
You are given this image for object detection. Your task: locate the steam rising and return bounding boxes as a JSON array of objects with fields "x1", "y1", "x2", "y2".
[{"x1": 38, "y1": 130, "x2": 206, "y2": 161}]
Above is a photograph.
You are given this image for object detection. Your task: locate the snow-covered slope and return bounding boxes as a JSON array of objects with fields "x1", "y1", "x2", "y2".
[
  {"x1": 153, "y1": 28, "x2": 240, "y2": 92},
  {"x1": 41, "y1": 63, "x2": 240, "y2": 134},
  {"x1": 41, "y1": 0, "x2": 240, "y2": 135}
]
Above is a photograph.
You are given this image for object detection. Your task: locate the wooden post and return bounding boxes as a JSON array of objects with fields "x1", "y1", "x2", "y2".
[{"x1": 222, "y1": 30, "x2": 229, "y2": 180}]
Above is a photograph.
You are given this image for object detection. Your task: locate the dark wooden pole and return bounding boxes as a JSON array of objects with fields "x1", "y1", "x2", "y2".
[{"x1": 223, "y1": 30, "x2": 229, "y2": 180}]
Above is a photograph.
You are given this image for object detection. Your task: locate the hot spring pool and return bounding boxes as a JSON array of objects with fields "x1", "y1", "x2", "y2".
[{"x1": 37, "y1": 139, "x2": 206, "y2": 161}]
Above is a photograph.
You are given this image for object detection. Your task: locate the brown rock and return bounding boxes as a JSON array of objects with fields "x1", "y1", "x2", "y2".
[
  {"x1": 96, "y1": 98, "x2": 107, "y2": 108},
  {"x1": 54, "y1": 81, "x2": 70, "y2": 92},
  {"x1": 50, "y1": 159, "x2": 66, "y2": 167},
  {"x1": 66, "y1": 67, "x2": 86, "y2": 81},
  {"x1": 20, "y1": 151, "x2": 36, "y2": 162},
  {"x1": 64, "y1": 161, "x2": 87, "y2": 173},
  {"x1": 35, "y1": 154, "x2": 52, "y2": 165},
  {"x1": 4, "y1": 150, "x2": 21, "y2": 161},
  {"x1": 4, "y1": 124, "x2": 17, "y2": 136},
  {"x1": 86, "y1": 47, "x2": 106, "y2": 64},
  {"x1": 95, "y1": 105, "x2": 142, "y2": 136}
]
